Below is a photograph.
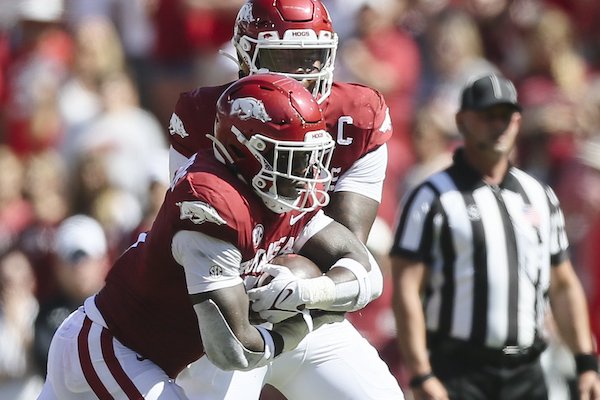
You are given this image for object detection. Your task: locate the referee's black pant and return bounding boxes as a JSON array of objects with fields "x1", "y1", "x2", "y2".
[{"x1": 429, "y1": 337, "x2": 548, "y2": 400}]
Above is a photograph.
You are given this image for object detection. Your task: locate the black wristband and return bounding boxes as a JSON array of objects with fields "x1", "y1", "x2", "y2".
[
  {"x1": 409, "y1": 372, "x2": 435, "y2": 388},
  {"x1": 269, "y1": 330, "x2": 285, "y2": 357},
  {"x1": 574, "y1": 353, "x2": 599, "y2": 375}
]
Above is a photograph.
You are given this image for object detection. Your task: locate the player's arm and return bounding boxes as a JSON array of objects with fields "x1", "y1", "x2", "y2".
[
  {"x1": 248, "y1": 212, "x2": 383, "y2": 319},
  {"x1": 325, "y1": 144, "x2": 387, "y2": 243},
  {"x1": 325, "y1": 188, "x2": 379, "y2": 244},
  {"x1": 173, "y1": 230, "x2": 310, "y2": 371}
]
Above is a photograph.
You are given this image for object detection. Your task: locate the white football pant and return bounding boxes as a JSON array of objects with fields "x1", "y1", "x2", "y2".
[
  {"x1": 177, "y1": 319, "x2": 404, "y2": 400},
  {"x1": 38, "y1": 308, "x2": 188, "y2": 400}
]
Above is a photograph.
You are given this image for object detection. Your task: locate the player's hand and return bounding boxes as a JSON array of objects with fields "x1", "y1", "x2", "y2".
[
  {"x1": 412, "y1": 376, "x2": 449, "y2": 400},
  {"x1": 248, "y1": 264, "x2": 308, "y2": 321},
  {"x1": 578, "y1": 370, "x2": 600, "y2": 400}
]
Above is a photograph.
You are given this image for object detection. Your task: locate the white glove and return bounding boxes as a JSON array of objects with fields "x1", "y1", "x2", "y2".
[
  {"x1": 248, "y1": 264, "x2": 337, "y2": 323},
  {"x1": 248, "y1": 264, "x2": 308, "y2": 318}
]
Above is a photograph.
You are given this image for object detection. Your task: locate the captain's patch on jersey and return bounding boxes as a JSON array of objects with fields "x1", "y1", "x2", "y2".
[
  {"x1": 169, "y1": 113, "x2": 189, "y2": 138},
  {"x1": 177, "y1": 201, "x2": 226, "y2": 225}
]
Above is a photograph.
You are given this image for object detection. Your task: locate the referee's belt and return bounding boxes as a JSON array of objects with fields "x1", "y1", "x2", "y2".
[{"x1": 428, "y1": 333, "x2": 547, "y2": 368}]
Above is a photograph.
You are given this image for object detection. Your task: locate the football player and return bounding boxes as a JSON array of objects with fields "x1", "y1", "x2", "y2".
[
  {"x1": 169, "y1": 1, "x2": 403, "y2": 399},
  {"x1": 169, "y1": 0, "x2": 391, "y2": 244},
  {"x1": 38, "y1": 75, "x2": 388, "y2": 399}
]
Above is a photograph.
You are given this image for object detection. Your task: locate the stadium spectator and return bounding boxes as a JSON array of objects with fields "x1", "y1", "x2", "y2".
[
  {"x1": 338, "y1": 0, "x2": 421, "y2": 226},
  {"x1": 2, "y1": 0, "x2": 72, "y2": 157},
  {"x1": 18, "y1": 150, "x2": 70, "y2": 304},
  {"x1": 0, "y1": 249, "x2": 42, "y2": 400},
  {"x1": 33, "y1": 214, "x2": 109, "y2": 377}
]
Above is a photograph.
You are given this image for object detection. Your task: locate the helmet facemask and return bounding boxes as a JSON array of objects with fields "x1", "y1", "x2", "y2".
[
  {"x1": 232, "y1": 126, "x2": 334, "y2": 213},
  {"x1": 212, "y1": 73, "x2": 333, "y2": 214},
  {"x1": 235, "y1": 29, "x2": 338, "y2": 104}
]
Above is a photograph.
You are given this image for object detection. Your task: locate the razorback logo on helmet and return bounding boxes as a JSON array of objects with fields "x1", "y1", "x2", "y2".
[
  {"x1": 169, "y1": 113, "x2": 189, "y2": 138},
  {"x1": 177, "y1": 201, "x2": 227, "y2": 225},
  {"x1": 236, "y1": 3, "x2": 255, "y2": 25},
  {"x1": 230, "y1": 97, "x2": 272, "y2": 123}
]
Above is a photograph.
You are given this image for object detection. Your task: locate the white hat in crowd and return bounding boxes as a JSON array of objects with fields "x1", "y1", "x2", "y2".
[
  {"x1": 19, "y1": 0, "x2": 64, "y2": 22},
  {"x1": 54, "y1": 215, "x2": 107, "y2": 263},
  {"x1": 578, "y1": 136, "x2": 600, "y2": 172}
]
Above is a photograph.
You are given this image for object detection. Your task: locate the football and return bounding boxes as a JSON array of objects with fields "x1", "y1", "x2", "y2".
[
  {"x1": 258, "y1": 253, "x2": 322, "y2": 286},
  {"x1": 249, "y1": 254, "x2": 322, "y2": 324}
]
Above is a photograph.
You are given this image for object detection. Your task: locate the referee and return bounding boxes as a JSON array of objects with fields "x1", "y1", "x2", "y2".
[{"x1": 390, "y1": 73, "x2": 600, "y2": 400}]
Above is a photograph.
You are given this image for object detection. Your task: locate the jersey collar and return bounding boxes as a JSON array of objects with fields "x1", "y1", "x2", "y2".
[{"x1": 450, "y1": 148, "x2": 519, "y2": 192}]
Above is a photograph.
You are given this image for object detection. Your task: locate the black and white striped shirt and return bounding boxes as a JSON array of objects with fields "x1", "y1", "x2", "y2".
[{"x1": 391, "y1": 150, "x2": 569, "y2": 349}]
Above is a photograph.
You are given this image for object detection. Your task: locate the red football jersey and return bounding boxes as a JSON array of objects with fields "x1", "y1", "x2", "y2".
[
  {"x1": 169, "y1": 81, "x2": 392, "y2": 191},
  {"x1": 95, "y1": 149, "x2": 319, "y2": 378}
]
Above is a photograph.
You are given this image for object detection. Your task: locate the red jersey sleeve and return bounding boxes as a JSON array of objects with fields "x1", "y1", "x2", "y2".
[
  {"x1": 169, "y1": 82, "x2": 233, "y2": 158},
  {"x1": 323, "y1": 82, "x2": 393, "y2": 175}
]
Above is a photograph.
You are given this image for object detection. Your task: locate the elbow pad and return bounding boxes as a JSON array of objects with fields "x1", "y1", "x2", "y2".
[{"x1": 194, "y1": 300, "x2": 275, "y2": 371}]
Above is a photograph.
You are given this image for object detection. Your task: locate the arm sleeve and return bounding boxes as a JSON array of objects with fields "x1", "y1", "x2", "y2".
[
  {"x1": 333, "y1": 144, "x2": 387, "y2": 203},
  {"x1": 172, "y1": 230, "x2": 244, "y2": 294}
]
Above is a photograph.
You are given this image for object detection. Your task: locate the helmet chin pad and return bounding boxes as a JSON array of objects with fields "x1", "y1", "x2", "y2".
[{"x1": 259, "y1": 193, "x2": 296, "y2": 214}]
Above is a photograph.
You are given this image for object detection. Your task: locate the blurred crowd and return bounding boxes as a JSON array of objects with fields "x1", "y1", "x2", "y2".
[{"x1": 0, "y1": 0, "x2": 599, "y2": 398}]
